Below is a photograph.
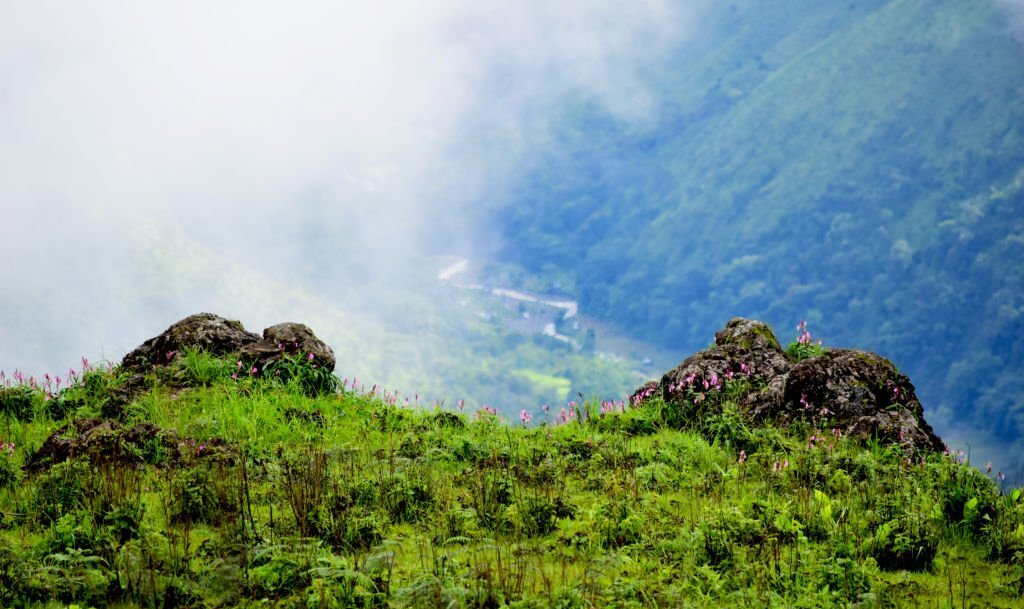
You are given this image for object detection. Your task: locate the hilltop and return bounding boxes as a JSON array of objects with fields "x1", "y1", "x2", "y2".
[{"x1": 0, "y1": 315, "x2": 1021, "y2": 607}]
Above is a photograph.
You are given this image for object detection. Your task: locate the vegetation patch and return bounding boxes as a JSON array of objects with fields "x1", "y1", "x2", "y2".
[{"x1": 0, "y1": 348, "x2": 1019, "y2": 607}]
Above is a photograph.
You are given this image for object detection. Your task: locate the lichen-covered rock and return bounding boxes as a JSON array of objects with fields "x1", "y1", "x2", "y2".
[
  {"x1": 632, "y1": 318, "x2": 945, "y2": 453},
  {"x1": 121, "y1": 313, "x2": 260, "y2": 373},
  {"x1": 781, "y1": 349, "x2": 944, "y2": 452},
  {"x1": 238, "y1": 322, "x2": 336, "y2": 373},
  {"x1": 714, "y1": 317, "x2": 783, "y2": 352},
  {"x1": 658, "y1": 317, "x2": 791, "y2": 410}
]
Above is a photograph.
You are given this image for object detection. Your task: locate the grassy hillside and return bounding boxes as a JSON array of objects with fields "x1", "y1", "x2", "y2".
[
  {"x1": 0, "y1": 352, "x2": 1021, "y2": 607},
  {"x1": 490, "y1": 0, "x2": 1024, "y2": 459}
]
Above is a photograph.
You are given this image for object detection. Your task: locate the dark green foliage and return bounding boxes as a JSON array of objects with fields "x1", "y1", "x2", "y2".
[
  {"x1": 595, "y1": 501, "x2": 642, "y2": 548},
  {"x1": 33, "y1": 459, "x2": 91, "y2": 523},
  {"x1": 0, "y1": 449, "x2": 18, "y2": 491},
  {"x1": 931, "y1": 458, "x2": 1000, "y2": 536},
  {"x1": 380, "y1": 471, "x2": 436, "y2": 524},
  {"x1": 167, "y1": 466, "x2": 220, "y2": 525},
  {"x1": 0, "y1": 386, "x2": 36, "y2": 421},
  {"x1": 865, "y1": 516, "x2": 938, "y2": 572},
  {"x1": 176, "y1": 347, "x2": 235, "y2": 387},
  {"x1": 281, "y1": 444, "x2": 330, "y2": 537},
  {"x1": 262, "y1": 352, "x2": 340, "y2": 397}
]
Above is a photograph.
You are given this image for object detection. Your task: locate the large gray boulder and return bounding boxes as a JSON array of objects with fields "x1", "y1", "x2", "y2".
[{"x1": 121, "y1": 313, "x2": 260, "y2": 373}]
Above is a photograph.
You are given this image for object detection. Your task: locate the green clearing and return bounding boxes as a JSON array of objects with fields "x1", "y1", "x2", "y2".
[{"x1": 511, "y1": 370, "x2": 572, "y2": 402}]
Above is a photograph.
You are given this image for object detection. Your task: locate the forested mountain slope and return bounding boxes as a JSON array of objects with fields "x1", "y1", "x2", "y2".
[{"x1": 492, "y1": 0, "x2": 1024, "y2": 456}]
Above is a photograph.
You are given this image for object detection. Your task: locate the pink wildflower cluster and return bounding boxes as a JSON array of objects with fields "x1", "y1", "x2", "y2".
[
  {"x1": 800, "y1": 394, "x2": 832, "y2": 419},
  {"x1": 599, "y1": 400, "x2": 626, "y2": 414},
  {"x1": 796, "y1": 320, "x2": 823, "y2": 348},
  {"x1": 737, "y1": 450, "x2": 747, "y2": 465},
  {"x1": 884, "y1": 380, "x2": 902, "y2": 403},
  {"x1": 558, "y1": 403, "x2": 579, "y2": 425},
  {"x1": 520, "y1": 409, "x2": 533, "y2": 425},
  {"x1": 772, "y1": 459, "x2": 790, "y2": 473},
  {"x1": 632, "y1": 385, "x2": 658, "y2": 406},
  {"x1": 942, "y1": 448, "x2": 968, "y2": 465},
  {"x1": 346, "y1": 378, "x2": 362, "y2": 392},
  {"x1": 807, "y1": 429, "x2": 838, "y2": 451},
  {"x1": 1, "y1": 356, "x2": 94, "y2": 401},
  {"x1": 475, "y1": 405, "x2": 500, "y2": 421},
  {"x1": 0, "y1": 440, "x2": 14, "y2": 456},
  {"x1": 177, "y1": 438, "x2": 207, "y2": 457},
  {"x1": 665, "y1": 364, "x2": 753, "y2": 401}
]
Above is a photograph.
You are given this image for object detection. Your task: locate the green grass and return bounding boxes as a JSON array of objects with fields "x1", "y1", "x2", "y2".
[{"x1": 0, "y1": 357, "x2": 1022, "y2": 608}]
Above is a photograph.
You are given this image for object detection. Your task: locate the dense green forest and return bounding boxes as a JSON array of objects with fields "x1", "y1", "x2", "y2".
[{"x1": 490, "y1": 0, "x2": 1024, "y2": 461}]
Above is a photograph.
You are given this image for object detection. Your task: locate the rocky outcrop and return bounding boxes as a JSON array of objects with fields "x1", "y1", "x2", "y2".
[
  {"x1": 26, "y1": 418, "x2": 175, "y2": 472},
  {"x1": 25, "y1": 417, "x2": 236, "y2": 472},
  {"x1": 238, "y1": 322, "x2": 336, "y2": 375},
  {"x1": 656, "y1": 318, "x2": 790, "y2": 412},
  {"x1": 120, "y1": 313, "x2": 335, "y2": 375},
  {"x1": 632, "y1": 317, "x2": 945, "y2": 453},
  {"x1": 121, "y1": 313, "x2": 260, "y2": 373},
  {"x1": 781, "y1": 349, "x2": 943, "y2": 452}
]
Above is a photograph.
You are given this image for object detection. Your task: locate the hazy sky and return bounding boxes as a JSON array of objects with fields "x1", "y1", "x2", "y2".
[
  {"x1": 0, "y1": 1, "x2": 699, "y2": 374},
  {"x1": 1000, "y1": 0, "x2": 1024, "y2": 39}
]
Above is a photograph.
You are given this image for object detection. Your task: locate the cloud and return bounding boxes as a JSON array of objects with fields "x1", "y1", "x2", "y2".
[
  {"x1": 0, "y1": 1, "x2": 699, "y2": 376},
  {"x1": 998, "y1": 0, "x2": 1024, "y2": 40}
]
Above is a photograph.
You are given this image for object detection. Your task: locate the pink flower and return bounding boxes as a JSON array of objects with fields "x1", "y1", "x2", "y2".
[
  {"x1": 738, "y1": 450, "x2": 747, "y2": 464},
  {"x1": 986, "y1": 461, "x2": 993, "y2": 473},
  {"x1": 520, "y1": 410, "x2": 533, "y2": 425},
  {"x1": 308, "y1": 352, "x2": 315, "y2": 361},
  {"x1": 250, "y1": 366, "x2": 258, "y2": 374}
]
